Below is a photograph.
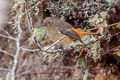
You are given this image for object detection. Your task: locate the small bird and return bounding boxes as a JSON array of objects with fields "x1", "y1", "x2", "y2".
[{"x1": 43, "y1": 17, "x2": 97, "y2": 46}]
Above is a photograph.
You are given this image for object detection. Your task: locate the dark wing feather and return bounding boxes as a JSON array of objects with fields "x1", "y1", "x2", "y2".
[
  {"x1": 56, "y1": 20, "x2": 80, "y2": 40},
  {"x1": 59, "y1": 29, "x2": 80, "y2": 40}
]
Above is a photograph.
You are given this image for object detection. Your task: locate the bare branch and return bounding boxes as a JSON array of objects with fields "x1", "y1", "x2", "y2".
[
  {"x1": 25, "y1": 2, "x2": 34, "y2": 32},
  {"x1": 20, "y1": 47, "x2": 39, "y2": 52},
  {"x1": 0, "y1": 68, "x2": 10, "y2": 71},
  {"x1": 10, "y1": 15, "x2": 22, "y2": 80},
  {"x1": 16, "y1": 65, "x2": 78, "y2": 78},
  {"x1": 20, "y1": 47, "x2": 63, "y2": 53},
  {"x1": 0, "y1": 34, "x2": 16, "y2": 40},
  {"x1": 44, "y1": 36, "x2": 66, "y2": 51},
  {"x1": 0, "y1": 49, "x2": 14, "y2": 57}
]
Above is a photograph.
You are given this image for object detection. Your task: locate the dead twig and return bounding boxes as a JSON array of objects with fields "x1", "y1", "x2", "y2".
[
  {"x1": 15, "y1": 65, "x2": 79, "y2": 78},
  {"x1": 0, "y1": 34, "x2": 16, "y2": 40},
  {"x1": 0, "y1": 68, "x2": 10, "y2": 71},
  {"x1": 25, "y1": 2, "x2": 33, "y2": 33},
  {"x1": 0, "y1": 49, "x2": 14, "y2": 57},
  {"x1": 44, "y1": 36, "x2": 66, "y2": 51},
  {"x1": 108, "y1": 22, "x2": 120, "y2": 27},
  {"x1": 103, "y1": 46, "x2": 120, "y2": 56}
]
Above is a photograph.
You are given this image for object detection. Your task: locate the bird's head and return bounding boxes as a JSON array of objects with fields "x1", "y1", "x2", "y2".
[{"x1": 43, "y1": 17, "x2": 60, "y2": 27}]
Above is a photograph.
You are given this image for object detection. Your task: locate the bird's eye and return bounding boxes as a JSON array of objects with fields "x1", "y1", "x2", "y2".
[{"x1": 48, "y1": 20, "x2": 52, "y2": 24}]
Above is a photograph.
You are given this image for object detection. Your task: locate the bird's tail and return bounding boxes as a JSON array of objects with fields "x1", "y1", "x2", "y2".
[{"x1": 72, "y1": 27, "x2": 97, "y2": 37}]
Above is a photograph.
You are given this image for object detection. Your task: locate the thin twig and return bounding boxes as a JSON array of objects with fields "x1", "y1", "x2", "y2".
[
  {"x1": 0, "y1": 49, "x2": 14, "y2": 57},
  {"x1": 15, "y1": 65, "x2": 79, "y2": 78},
  {"x1": 88, "y1": 27, "x2": 98, "y2": 31},
  {"x1": 0, "y1": 34, "x2": 16, "y2": 40},
  {"x1": 20, "y1": 47, "x2": 39, "y2": 52},
  {"x1": 0, "y1": 68, "x2": 10, "y2": 71},
  {"x1": 108, "y1": 22, "x2": 120, "y2": 27},
  {"x1": 21, "y1": 46, "x2": 63, "y2": 53},
  {"x1": 25, "y1": 2, "x2": 33, "y2": 32},
  {"x1": 112, "y1": 32, "x2": 120, "y2": 37},
  {"x1": 44, "y1": 36, "x2": 66, "y2": 51},
  {"x1": 2, "y1": 21, "x2": 15, "y2": 24},
  {"x1": 0, "y1": 28, "x2": 12, "y2": 36},
  {"x1": 28, "y1": 71, "x2": 68, "y2": 75},
  {"x1": 103, "y1": 46, "x2": 120, "y2": 55},
  {"x1": 88, "y1": 22, "x2": 120, "y2": 31}
]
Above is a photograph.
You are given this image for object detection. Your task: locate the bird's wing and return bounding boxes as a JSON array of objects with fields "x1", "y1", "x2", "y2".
[
  {"x1": 56, "y1": 21, "x2": 81, "y2": 40},
  {"x1": 59, "y1": 29, "x2": 81, "y2": 40}
]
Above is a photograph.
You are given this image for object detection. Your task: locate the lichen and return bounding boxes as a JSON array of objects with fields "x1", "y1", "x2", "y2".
[
  {"x1": 49, "y1": 0, "x2": 75, "y2": 18},
  {"x1": 88, "y1": 41, "x2": 102, "y2": 61}
]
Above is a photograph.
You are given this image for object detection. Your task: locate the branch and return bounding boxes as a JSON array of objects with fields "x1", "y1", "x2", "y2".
[
  {"x1": 20, "y1": 47, "x2": 39, "y2": 52},
  {"x1": 15, "y1": 65, "x2": 78, "y2": 78},
  {"x1": 10, "y1": 15, "x2": 22, "y2": 80},
  {"x1": 0, "y1": 49, "x2": 14, "y2": 57},
  {"x1": 0, "y1": 68, "x2": 10, "y2": 71},
  {"x1": 20, "y1": 46, "x2": 63, "y2": 53},
  {"x1": 0, "y1": 34, "x2": 16, "y2": 40},
  {"x1": 44, "y1": 36, "x2": 66, "y2": 51}
]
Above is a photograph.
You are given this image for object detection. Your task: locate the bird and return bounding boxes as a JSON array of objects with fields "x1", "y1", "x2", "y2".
[{"x1": 43, "y1": 17, "x2": 97, "y2": 46}]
